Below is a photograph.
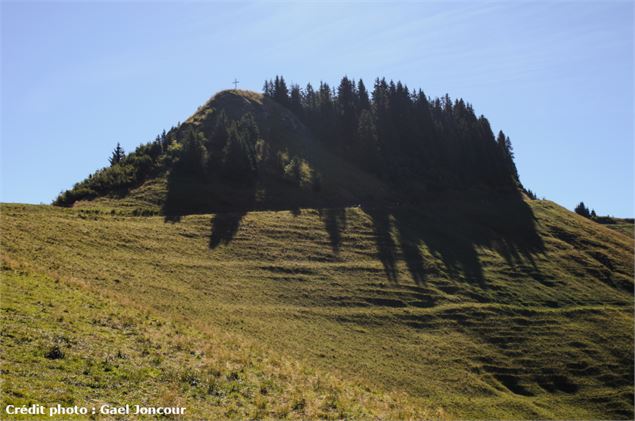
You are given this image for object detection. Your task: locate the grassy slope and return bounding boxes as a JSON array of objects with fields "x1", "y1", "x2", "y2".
[
  {"x1": 0, "y1": 265, "x2": 430, "y2": 420},
  {"x1": 1, "y1": 198, "x2": 633, "y2": 419},
  {"x1": 600, "y1": 219, "x2": 634, "y2": 239}
]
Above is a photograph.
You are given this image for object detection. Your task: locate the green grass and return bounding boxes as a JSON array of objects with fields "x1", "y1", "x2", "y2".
[
  {"x1": 1, "y1": 265, "x2": 431, "y2": 420},
  {"x1": 1, "y1": 197, "x2": 633, "y2": 419},
  {"x1": 599, "y1": 219, "x2": 634, "y2": 239}
]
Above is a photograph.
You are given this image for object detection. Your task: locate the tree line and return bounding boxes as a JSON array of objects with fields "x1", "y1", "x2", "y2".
[{"x1": 264, "y1": 75, "x2": 521, "y2": 192}]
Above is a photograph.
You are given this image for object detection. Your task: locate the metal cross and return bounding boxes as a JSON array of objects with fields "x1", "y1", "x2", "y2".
[{"x1": 232, "y1": 78, "x2": 239, "y2": 89}]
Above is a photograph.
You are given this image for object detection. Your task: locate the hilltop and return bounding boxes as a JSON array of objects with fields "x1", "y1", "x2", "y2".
[{"x1": 54, "y1": 77, "x2": 523, "y2": 216}]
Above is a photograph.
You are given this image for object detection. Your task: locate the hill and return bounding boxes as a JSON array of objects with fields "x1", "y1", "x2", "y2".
[
  {"x1": 53, "y1": 77, "x2": 523, "y2": 216},
  {"x1": 1, "y1": 197, "x2": 633, "y2": 419},
  {"x1": 5, "y1": 77, "x2": 633, "y2": 419},
  {"x1": 55, "y1": 89, "x2": 391, "y2": 216}
]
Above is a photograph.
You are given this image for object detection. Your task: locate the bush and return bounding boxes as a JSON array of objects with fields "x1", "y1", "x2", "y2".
[{"x1": 45, "y1": 345, "x2": 64, "y2": 360}]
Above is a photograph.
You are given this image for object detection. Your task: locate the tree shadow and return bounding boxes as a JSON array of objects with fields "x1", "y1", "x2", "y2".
[
  {"x1": 319, "y1": 208, "x2": 347, "y2": 254},
  {"x1": 407, "y1": 211, "x2": 485, "y2": 286},
  {"x1": 162, "y1": 159, "x2": 544, "y2": 289},
  {"x1": 364, "y1": 207, "x2": 398, "y2": 282},
  {"x1": 162, "y1": 169, "x2": 256, "y2": 249},
  {"x1": 364, "y1": 191, "x2": 544, "y2": 287},
  {"x1": 394, "y1": 212, "x2": 428, "y2": 285},
  {"x1": 209, "y1": 211, "x2": 248, "y2": 248},
  {"x1": 163, "y1": 174, "x2": 215, "y2": 218}
]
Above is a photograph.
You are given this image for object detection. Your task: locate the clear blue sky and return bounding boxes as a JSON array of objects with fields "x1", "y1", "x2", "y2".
[{"x1": 1, "y1": 1, "x2": 633, "y2": 216}]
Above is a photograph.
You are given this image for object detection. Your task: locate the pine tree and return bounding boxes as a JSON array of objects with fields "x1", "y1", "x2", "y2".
[
  {"x1": 206, "y1": 111, "x2": 231, "y2": 174},
  {"x1": 289, "y1": 84, "x2": 303, "y2": 117},
  {"x1": 259, "y1": 74, "x2": 529, "y2": 193},
  {"x1": 497, "y1": 131, "x2": 520, "y2": 185},
  {"x1": 357, "y1": 109, "x2": 381, "y2": 174},
  {"x1": 336, "y1": 76, "x2": 357, "y2": 154},
  {"x1": 357, "y1": 79, "x2": 370, "y2": 110},
  {"x1": 575, "y1": 202, "x2": 591, "y2": 218},
  {"x1": 109, "y1": 142, "x2": 126, "y2": 166},
  {"x1": 175, "y1": 130, "x2": 207, "y2": 178},
  {"x1": 222, "y1": 125, "x2": 256, "y2": 183},
  {"x1": 263, "y1": 80, "x2": 273, "y2": 97},
  {"x1": 273, "y1": 76, "x2": 289, "y2": 106},
  {"x1": 317, "y1": 82, "x2": 336, "y2": 146}
]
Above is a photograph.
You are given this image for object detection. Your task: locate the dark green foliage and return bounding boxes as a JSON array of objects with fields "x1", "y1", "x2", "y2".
[
  {"x1": 356, "y1": 79, "x2": 370, "y2": 111},
  {"x1": 356, "y1": 109, "x2": 381, "y2": 174},
  {"x1": 336, "y1": 76, "x2": 357, "y2": 155},
  {"x1": 497, "y1": 131, "x2": 520, "y2": 186},
  {"x1": 221, "y1": 124, "x2": 257, "y2": 183},
  {"x1": 206, "y1": 110, "x2": 230, "y2": 174},
  {"x1": 575, "y1": 202, "x2": 591, "y2": 218},
  {"x1": 265, "y1": 75, "x2": 524, "y2": 193},
  {"x1": 289, "y1": 84, "x2": 303, "y2": 118},
  {"x1": 54, "y1": 164, "x2": 138, "y2": 206},
  {"x1": 173, "y1": 129, "x2": 208, "y2": 179},
  {"x1": 267, "y1": 75, "x2": 289, "y2": 107},
  {"x1": 55, "y1": 126, "x2": 180, "y2": 206},
  {"x1": 109, "y1": 142, "x2": 125, "y2": 166},
  {"x1": 45, "y1": 345, "x2": 64, "y2": 360}
]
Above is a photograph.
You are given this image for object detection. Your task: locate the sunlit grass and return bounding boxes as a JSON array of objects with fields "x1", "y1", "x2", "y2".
[{"x1": 1, "y1": 198, "x2": 633, "y2": 419}]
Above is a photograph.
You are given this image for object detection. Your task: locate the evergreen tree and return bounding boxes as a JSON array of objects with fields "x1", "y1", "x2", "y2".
[
  {"x1": 357, "y1": 79, "x2": 370, "y2": 110},
  {"x1": 317, "y1": 82, "x2": 336, "y2": 146},
  {"x1": 174, "y1": 130, "x2": 207, "y2": 178},
  {"x1": 263, "y1": 75, "x2": 528, "y2": 194},
  {"x1": 237, "y1": 112, "x2": 260, "y2": 152},
  {"x1": 273, "y1": 75, "x2": 289, "y2": 106},
  {"x1": 109, "y1": 142, "x2": 126, "y2": 166},
  {"x1": 575, "y1": 202, "x2": 591, "y2": 218},
  {"x1": 263, "y1": 80, "x2": 273, "y2": 97},
  {"x1": 336, "y1": 76, "x2": 357, "y2": 154},
  {"x1": 206, "y1": 111, "x2": 230, "y2": 174},
  {"x1": 357, "y1": 109, "x2": 381, "y2": 174},
  {"x1": 497, "y1": 131, "x2": 520, "y2": 185},
  {"x1": 289, "y1": 84, "x2": 303, "y2": 117},
  {"x1": 160, "y1": 130, "x2": 169, "y2": 152},
  {"x1": 222, "y1": 125, "x2": 256, "y2": 183}
]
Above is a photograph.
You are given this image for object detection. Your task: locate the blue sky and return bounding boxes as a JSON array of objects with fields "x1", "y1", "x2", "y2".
[{"x1": 1, "y1": 1, "x2": 633, "y2": 216}]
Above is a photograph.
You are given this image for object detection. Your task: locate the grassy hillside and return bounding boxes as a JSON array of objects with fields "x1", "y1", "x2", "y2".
[
  {"x1": 1, "y1": 197, "x2": 632, "y2": 419},
  {"x1": 597, "y1": 218, "x2": 634, "y2": 239},
  {"x1": 1, "y1": 265, "x2": 428, "y2": 420}
]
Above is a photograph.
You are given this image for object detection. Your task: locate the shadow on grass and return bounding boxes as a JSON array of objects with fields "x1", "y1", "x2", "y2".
[
  {"x1": 162, "y1": 172, "x2": 255, "y2": 249},
  {"x1": 318, "y1": 208, "x2": 347, "y2": 254},
  {"x1": 365, "y1": 208, "x2": 398, "y2": 282},
  {"x1": 209, "y1": 211, "x2": 247, "y2": 248},
  {"x1": 363, "y1": 191, "x2": 544, "y2": 286},
  {"x1": 163, "y1": 170, "x2": 544, "y2": 287}
]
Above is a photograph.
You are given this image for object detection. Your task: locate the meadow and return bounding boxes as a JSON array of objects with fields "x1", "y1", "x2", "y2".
[{"x1": 1, "y1": 196, "x2": 633, "y2": 419}]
